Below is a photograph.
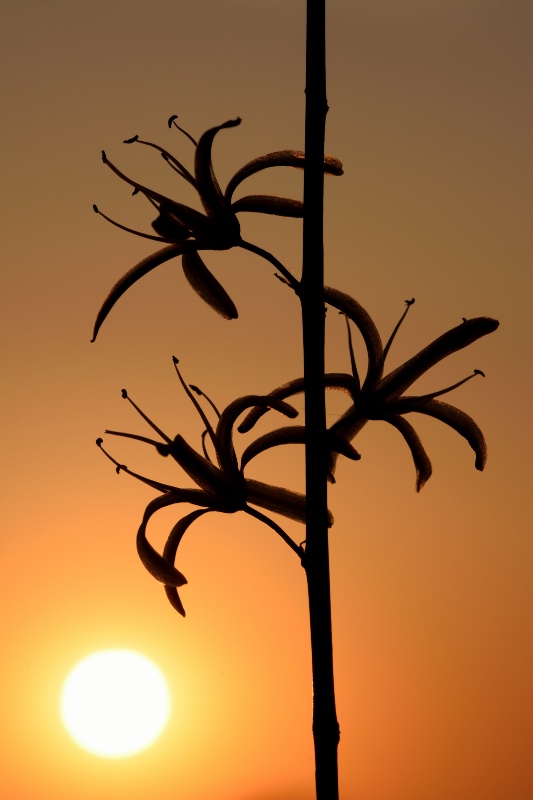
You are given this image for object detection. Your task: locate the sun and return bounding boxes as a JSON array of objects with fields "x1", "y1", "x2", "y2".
[{"x1": 61, "y1": 649, "x2": 171, "y2": 758}]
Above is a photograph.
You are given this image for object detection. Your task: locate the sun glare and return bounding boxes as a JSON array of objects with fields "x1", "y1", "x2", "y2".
[{"x1": 61, "y1": 649, "x2": 171, "y2": 758}]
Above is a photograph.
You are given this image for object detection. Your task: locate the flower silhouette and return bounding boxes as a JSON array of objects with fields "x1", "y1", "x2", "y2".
[
  {"x1": 92, "y1": 117, "x2": 343, "y2": 341},
  {"x1": 239, "y1": 288, "x2": 499, "y2": 490},
  {"x1": 96, "y1": 358, "x2": 355, "y2": 615}
]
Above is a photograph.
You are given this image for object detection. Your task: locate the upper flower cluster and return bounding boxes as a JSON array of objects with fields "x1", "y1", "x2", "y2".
[{"x1": 92, "y1": 117, "x2": 343, "y2": 341}]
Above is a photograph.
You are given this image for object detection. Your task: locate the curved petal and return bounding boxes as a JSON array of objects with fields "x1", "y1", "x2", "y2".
[
  {"x1": 215, "y1": 395, "x2": 298, "y2": 475},
  {"x1": 380, "y1": 414, "x2": 433, "y2": 491},
  {"x1": 374, "y1": 317, "x2": 499, "y2": 402},
  {"x1": 91, "y1": 243, "x2": 186, "y2": 341},
  {"x1": 136, "y1": 492, "x2": 214, "y2": 586},
  {"x1": 324, "y1": 287, "x2": 384, "y2": 385},
  {"x1": 163, "y1": 508, "x2": 212, "y2": 616},
  {"x1": 225, "y1": 151, "x2": 343, "y2": 201},
  {"x1": 245, "y1": 478, "x2": 334, "y2": 527},
  {"x1": 405, "y1": 399, "x2": 488, "y2": 471},
  {"x1": 167, "y1": 435, "x2": 239, "y2": 501},
  {"x1": 237, "y1": 373, "x2": 358, "y2": 433},
  {"x1": 182, "y1": 250, "x2": 238, "y2": 319},
  {"x1": 240, "y1": 425, "x2": 361, "y2": 471},
  {"x1": 194, "y1": 119, "x2": 241, "y2": 216},
  {"x1": 231, "y1": 195, "x2": 304, "y2": 217}
]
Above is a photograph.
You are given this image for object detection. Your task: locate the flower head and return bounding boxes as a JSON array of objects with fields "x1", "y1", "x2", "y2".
[
  {"x1": 92, "y1": 117, "x2": 343, "y2": 340},
  {"x1": 97, "y1": 358, "x2": 343, "y2": 615},
  {"x1": 240, "y1": 289, "x2": 499, "y2": 491}
]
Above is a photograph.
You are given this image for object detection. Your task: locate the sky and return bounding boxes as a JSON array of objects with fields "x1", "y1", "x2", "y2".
[{"x1": 1, "y1": 1, "x2": 531, "y2": 798}]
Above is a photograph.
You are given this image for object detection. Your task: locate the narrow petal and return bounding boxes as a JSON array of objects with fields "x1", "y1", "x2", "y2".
[
  {"x1": 374, "y1": 317, "x2": 499, "y2": 402},
  {"x1": 231, "y1": 195, "x2": 304, "y2": 217},
  {"x1": 181, "y1": 250, "x2": 238, "y2": 319},
  {"x1": 380, "y1": 414, "x2": 433, "y2": 491},
  {"x1": 167, "y1": 434, "x2": 238, "y2": 501},
  {"x1": 163, "y1": 509, "x2": 212, "y2": 617},
  {"x1": 406, "y1": 399, "x2": 488, "y2": 470},
  {"x1": 237, "y1": 374, "x2": 358, "y2": 433},
  {"x1": 215, "y1": 395, "x2": 298, "y2": 475},
  {"x1": 240, "y1": 425, "x2": 360, "y2": 471},
  {"x1": 91, "y1": 243, "x2": 186, "y2": 341},
  {"x1": 225, "y1": 151, "x2": 343, "y2": 202},
  {"x1": 136, "y1": 494, "x2": 193, "y2": 586},
  {"x1": 324, "y1": 287, "x2": 384, "y2": 385},
  {"x1": 194, "y1": 119, "x2": 241, "y2": 216},
  {"x1": 246, "y1": 478, "x2": 334, "y2": 527}
]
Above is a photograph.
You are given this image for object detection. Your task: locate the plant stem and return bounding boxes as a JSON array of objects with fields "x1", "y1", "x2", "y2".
[{"x1": 302, "y1": 1, "x2": 340, "y2": 798}]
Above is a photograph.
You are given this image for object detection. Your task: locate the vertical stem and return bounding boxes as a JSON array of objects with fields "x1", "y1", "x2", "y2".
[{"x1": 302, "y1": 1, "x2": 340, "y2": 799}]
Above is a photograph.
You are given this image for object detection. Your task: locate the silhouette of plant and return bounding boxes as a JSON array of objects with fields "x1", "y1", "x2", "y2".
[{"x1": 91, "y1": 3, "x2": 499, "y2": 797}]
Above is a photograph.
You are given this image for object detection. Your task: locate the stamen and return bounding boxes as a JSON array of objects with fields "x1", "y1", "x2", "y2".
[
  {"x1": 401, "y1": 370, "x2": 486, "y2": 406},
  {"x1": 122, "y1": 133, "x2": 196, "y2": 186},
  {"x1": 92, "y1": 204, "x2": 172, "y2": 242},
  {"x1": 168, "y1": 115, "x2": 198, "y2": 146},
  {"x1": 96, "y1": 438, "x2": 174, "y2": 492},
  {"x1": 105, "y1": 429, "x2": 166, "y2": 448},
  {"x1": 171, "y1": 357, "x2": 217, "y2": 445},
  {"x1": 190, "y1": 384, "x2": 221, "y2": 418},
  {"x1": 382, "y1": 298, "x2": 416, "y2": 363},
  {"x1": 200, "y1": 430, "x2": 212, "y2": 462},
  {"x1": 120, "y1": 389, "x2": 171, "y2": 442},
  {"x1": 339, "y1": 312, "x2": 360, "y2": 393}
]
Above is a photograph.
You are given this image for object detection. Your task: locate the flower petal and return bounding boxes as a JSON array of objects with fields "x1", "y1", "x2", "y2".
[
  {"x1": 405, "y1": 399, "x2": 488, "y2": 471},
  {"x1": 194, "y1": 119, "x2": 241, "y2": 216},
  {"x1": 215, "y1": 395, "x2": 298, "y2": 475},
  {"x1": 374, "y1": 317, "x2": 499, "y2": 402},
  {"x1": 380, "y1": 414, "x2": 433, "y2": 491},
  {"x1": 240, "y1": 425, "x2": 361, "y2": 472},
  {"x1": 91, "y1": 243, "x2": 186, "y2": 341},
  {"x1": 237, "y1": 374, "x2": 357, "y2": 433},
  {"x1": 246, "y1": 478, "x2": 334, "y2": 526},
  {"x1": 231, "y1": 195, "x2": 304, "y2": 217},
  {"x1": 163, "y1": 508, "x2": 212, "y2": 617},
  {"x1": 324, "y1": 287, "x2": 384, "y2": 385},
  {"x1": 181, "y1": 250, "x2": 238, "y2": 319},
  {"x1": 167, "y1": 434, "x2": 238, "y2": 501},
  {"x1": 225, "y1": 151, "x2": 343, "y2": 201},
  {"x1": 136, "y1": 493, "x2": 193, "y2": 586}
]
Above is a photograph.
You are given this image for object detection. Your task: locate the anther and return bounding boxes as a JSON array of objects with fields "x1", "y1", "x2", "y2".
[
  {"x1": 123, "y1": 135, "x2": 139, "y2": 144},
  {"x1": 121, "y1": 389, "x2": 128, "y2": 398},
  {"x1": 474, "y1": 369, "x2": 485, "y2": 377},
  {"x1": 101, "y1": 150, "x2": 107, "y2": 163},
  {"x1": 92, "y1": 204, "x2": 99, "y2": 213}
]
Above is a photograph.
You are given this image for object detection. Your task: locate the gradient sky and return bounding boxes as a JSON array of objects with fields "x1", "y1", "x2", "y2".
[{"x1": 1, "y1": 1, "x2": 531, "y2": 799}]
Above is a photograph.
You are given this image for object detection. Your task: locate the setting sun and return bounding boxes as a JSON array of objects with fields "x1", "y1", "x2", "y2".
[{"x1": 61, "y1": 650, "x2": 171, "y2": 758}]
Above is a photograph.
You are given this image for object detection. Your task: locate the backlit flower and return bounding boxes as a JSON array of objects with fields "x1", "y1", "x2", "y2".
[
  {"x1": 239, "y1": 289, "x2": 499, "y2": 490},
  {"x1": 92, "y1": 117, "x2": 343, "y2": 340},
  {"x1": 96, "y1": 358, "x2": 349, "y2": 615}
]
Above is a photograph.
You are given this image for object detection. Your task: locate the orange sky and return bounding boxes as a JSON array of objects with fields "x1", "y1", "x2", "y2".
[{"x1": 1, "y1": 1, "x2": 531, "y2": 799}]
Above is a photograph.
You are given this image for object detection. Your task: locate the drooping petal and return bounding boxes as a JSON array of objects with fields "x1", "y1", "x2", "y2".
[
  {"x1": 231, "y1": 195, "x2": 304, "y2": 217},
  {"x1": 374, "y1": 317, "x2": 499, "y2": 403},
  {"x1": 215, "y1": 395, "x2": 299, "y2": 475},
  {"x1": 182, "y1": 250, "x2": 238, "y2": 319},
  {"x1": 136, "y1": 493, "x2": 194, "y2": 587},
  {"x1": 91, "y1": 243, "x2": 186, "y2": 341},
  {"x1": 225, "y1": 151, "x2": 343, "y2": 202},
  {"x1": 246, "y1": 478, "x2": 334, "y2": 526},
  {"x1": 163, "y1": 509, "x2": 212, "y2": 617},
  {"x1": 240, "y1": 425, "x2": 361, "y2": 471},
  {"x1": 166, "y1": 434, "x2": 239, "y2": 502},
  {"x1": 324, "y1": 287, "x2": 384, "y2": 385},
  {"x1": 403, "y1": 399, "x2": 488, "y2": 471},
  {"x1": 380, "y1": 414, "x2": 433, "y2": 491},
  {"x1": 237, "y1": 374, "x2": 357, "y2": 433},
  {"x1": 194, "y1": 119, "x2": 241, "y2": 216}
]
